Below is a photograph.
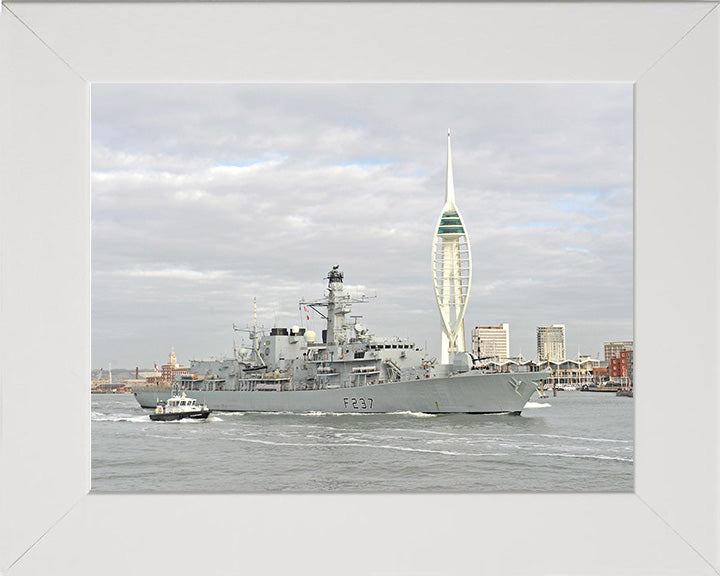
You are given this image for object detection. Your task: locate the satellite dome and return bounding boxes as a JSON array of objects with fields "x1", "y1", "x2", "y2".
[{"x1": 305, "y1": 330, "x2": 317, "y2": 344}]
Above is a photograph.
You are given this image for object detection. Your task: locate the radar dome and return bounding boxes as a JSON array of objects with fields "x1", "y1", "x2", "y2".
[
  {"x1": 305, "y1": 330, "x2": 317, "y2": 344},
  {"x1": 291, "y1": 325, "x2": 300, "y2": 335}
]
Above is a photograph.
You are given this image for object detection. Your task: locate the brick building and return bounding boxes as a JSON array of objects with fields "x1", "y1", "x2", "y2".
[
  {"x1": 145, "y1": 349, "x2": 189, "y2": 387},
  {"x1": 604, "y1": 340, "x2": 633, "y2": 361},
  {"x1": 609, "y1": 349, "x2": 633, "y2": 385}
]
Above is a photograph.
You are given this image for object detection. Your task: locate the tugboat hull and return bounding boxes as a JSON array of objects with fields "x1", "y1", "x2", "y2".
[{"x1": 149, "y1": 410, "x2": 211, "y2": 422}]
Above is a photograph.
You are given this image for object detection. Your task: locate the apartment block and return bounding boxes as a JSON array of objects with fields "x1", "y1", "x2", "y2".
[
  {"x1": 537, "y1": 325, "x2": 566, "y2": 362},
  {"x1": 472, "y1": 324, "x2": 510, "y2": 359},
  {"x1": 604, "y1": 341, "x2": 633, "y2": 361}
]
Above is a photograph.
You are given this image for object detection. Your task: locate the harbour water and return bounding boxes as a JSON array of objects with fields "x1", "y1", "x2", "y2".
[{"x1": 92, "y1": 392, "x2": 633, "y2": 493}]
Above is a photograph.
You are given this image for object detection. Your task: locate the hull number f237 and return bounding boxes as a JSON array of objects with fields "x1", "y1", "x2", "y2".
[{"x1": 343, "y1": 397, "x2": 374, "y2": 410}]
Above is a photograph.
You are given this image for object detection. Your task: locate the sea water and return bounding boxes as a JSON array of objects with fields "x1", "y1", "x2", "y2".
[{"x1": 92, "y1": 392, "x2": 633, "y2": 493}]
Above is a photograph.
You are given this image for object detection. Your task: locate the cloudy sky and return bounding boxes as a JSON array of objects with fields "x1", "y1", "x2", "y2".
[{"x1": 91, "y1": 83, "x2": 633, "y2": 370}]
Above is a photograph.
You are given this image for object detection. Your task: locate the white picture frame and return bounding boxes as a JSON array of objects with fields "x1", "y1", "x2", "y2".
[{"x1": 1, "y1": 2, "x2": 718, "y2": 574}]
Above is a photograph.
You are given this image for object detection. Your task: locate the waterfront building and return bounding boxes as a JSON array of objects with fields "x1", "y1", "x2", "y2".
[
  {"x1": 546, "y1": 359, "x2": 595, "y2": 389},
  {"x1": 161, "y1": 348, "x2": 189, "y2": 385},
  {"x1": 593, "y1": 365, "x2": 610, "y2": 384},
  {"x1": 432, "y1": 131, "x2": 472, "y2": 365},
  {"x1": 604, "y1": 340, "x2": 633, "y2": 361},
  {"x1": 577, "y1": 356, "x2": 603, "y2": 370},
  {"x1": 625, "y1": 350, "x2": 634, "y2": 384},
  {"x1": 475, "y1": 357, "x2": 539, "y2": 373},
  {"x1": 536, "y1": 325, "x2": 566, "y2": 363},
  {"x1": 473, "y1": 356, "x2": 595, "y2": 388},
  {"x1": 471, "y1": 324, "x2": 510, "y2": 360},
  {"x1": 121, "y1": 379, "x2": 145, "y2": 391},
  {"x1": 144, "y1": 348, "x2": 190, "y2": 387},
  {"x1": 610, "y1": 349, "x2": 634, "y2": 385}
]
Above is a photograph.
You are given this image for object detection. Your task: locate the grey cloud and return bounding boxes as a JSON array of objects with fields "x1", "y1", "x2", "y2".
[{"x1": 92, "y1": 83, "x2": 632, "y2": 368}]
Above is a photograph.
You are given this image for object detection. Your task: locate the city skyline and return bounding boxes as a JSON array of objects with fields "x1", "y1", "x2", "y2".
[{"x1": 92, "y1": 83, "x2": 633, "y2": 369}]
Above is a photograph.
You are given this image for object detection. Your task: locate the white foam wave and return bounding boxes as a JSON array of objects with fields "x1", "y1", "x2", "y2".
[
  {"x1": 243, "y1": 410, "x2": 341, "y2": 416},
  {"x1": 153, "y1": 417, "x2": 213, "y2": 424},
  {"x1": 516, "y1": 433, "x2": 632, "y2": 444},
  {"x1": 365, "y1": 444, "x2": 508, "y2": 457},
  {"x1": 387, "y1": 411, "x2": 437, "y2": 418},
  {"x1": 533, "y1": 452, "x2": 634, "y2": 463},
  {"x1": 92, "y1": 413, "x2": 149, "y2": 422},
  {"x1": 384, "y1": 428, "x2": 457, "y2": 436},
  {"x1": 233, "y1": 436, "x2": 509, "y2": 457},
  {"x1": 282, "y1": 410, "x2": 436, "y2": 418},
  {"x1": 524, "y1": 402, "x2": 551, "y2": 409},
  {"x1": 297, "y1": 411, "x2": 377, "y2": 417}
]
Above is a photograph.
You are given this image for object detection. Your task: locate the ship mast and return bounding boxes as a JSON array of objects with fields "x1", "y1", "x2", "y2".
[
  {"x1": 233, "y1": 297, "x2": 266, "y2": 367},
  {"x1": 300, "y1": 265, "x2": 368, "y2": 346}
]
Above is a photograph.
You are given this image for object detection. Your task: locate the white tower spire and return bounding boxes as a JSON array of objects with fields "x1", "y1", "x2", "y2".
[
  {"x1": 432, "y1": 131, "x2": 472, "y2": 364},
  {"x1": 444, "y1": 130, "x2": 456, "y2": 208}
]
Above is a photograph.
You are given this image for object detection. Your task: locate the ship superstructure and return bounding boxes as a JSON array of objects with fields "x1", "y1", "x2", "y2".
[
  {"x1": 432, "y1": 131, "x2": 472, "y2": 364},
  {"x1": 134, "y1": 265, "x2": 544, "y2": 414}
]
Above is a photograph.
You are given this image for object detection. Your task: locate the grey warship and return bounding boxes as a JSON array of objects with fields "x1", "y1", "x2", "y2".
[{"x1": 134, "y1": 265, "x2": 545, "y2": 414}]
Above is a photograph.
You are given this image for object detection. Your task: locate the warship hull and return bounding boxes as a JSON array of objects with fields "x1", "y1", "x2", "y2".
[{"x1": 134, "y1": 371, "x2": 541, "y2": 414}]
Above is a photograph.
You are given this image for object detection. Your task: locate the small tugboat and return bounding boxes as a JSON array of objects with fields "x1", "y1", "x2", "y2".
[{"x1": 149, "y1": 390, "x2": 211, "y2": 421}]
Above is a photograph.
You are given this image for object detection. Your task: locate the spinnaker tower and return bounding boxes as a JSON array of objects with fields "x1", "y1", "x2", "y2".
[{"x1": 431, "y1": 131, "x2": 472, "y2": 364}]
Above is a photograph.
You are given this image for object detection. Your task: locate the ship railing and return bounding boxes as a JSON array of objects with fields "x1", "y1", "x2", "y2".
[
  {"x1": 264, "y1": 373, "x2": 291, "y2": 380},
  {"x1": 255, "y1": 382, "x2": 282, "y2": 391},
  {"x1": 352, "y1": 366, "x2": 380, "y2": 373},
  {"x1": 242, "y1": 371, "x2": 293, "y2": 380},
  {"x1": 242, "y1": 375, "x2": 292, "y2": 383}
]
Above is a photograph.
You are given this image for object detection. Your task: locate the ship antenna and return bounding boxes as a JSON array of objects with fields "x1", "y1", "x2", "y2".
[{"x1": 233, "y1": 297, "x2": 266, "y2": 367}]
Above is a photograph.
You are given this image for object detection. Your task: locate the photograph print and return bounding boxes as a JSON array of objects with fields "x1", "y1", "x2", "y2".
[{"x1": 91, "y1": 83, "x2": 633, "y2": 493}]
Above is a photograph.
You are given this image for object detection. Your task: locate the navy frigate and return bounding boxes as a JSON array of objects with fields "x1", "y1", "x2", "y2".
[{"x1": 133, "y1": 265, "x2": 545, "y2": 414}]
